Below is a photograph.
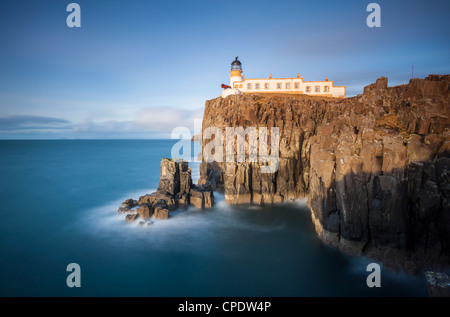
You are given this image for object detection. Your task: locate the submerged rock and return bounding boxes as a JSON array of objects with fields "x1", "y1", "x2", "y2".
[
  {"x1": 118, "y1": 198, "x2": 137, "y2": 213},
  {"x1": 125, "y1": 213, "x2": 138, "y2": 223},
  {"x1": 138, "y1": 220, "x2": 154, "y2": 226}
]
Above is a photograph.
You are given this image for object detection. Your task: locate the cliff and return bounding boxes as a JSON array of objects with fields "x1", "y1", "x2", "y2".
[{"x1": 199, "y1": 75, "x2": 450, "y2": 271}]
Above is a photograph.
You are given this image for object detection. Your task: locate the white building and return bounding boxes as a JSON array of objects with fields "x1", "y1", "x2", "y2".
[{"x1": 222, "y1": 57, "x2": 346, "y2": 98}]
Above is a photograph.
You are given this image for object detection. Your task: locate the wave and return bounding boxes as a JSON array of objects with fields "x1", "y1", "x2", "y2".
[{"x1": 75, "y1": 186, "x2": 292, "y2": 255}]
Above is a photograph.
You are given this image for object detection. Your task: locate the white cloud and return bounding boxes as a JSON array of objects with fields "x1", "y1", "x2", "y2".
[{"x1": 136, "y1": 106, "x2": 203, "y2": 132}]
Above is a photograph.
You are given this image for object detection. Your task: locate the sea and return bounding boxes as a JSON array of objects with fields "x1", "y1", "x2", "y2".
[{"x1": 0, "y1": 140, "x2": 428, "y2": 296}]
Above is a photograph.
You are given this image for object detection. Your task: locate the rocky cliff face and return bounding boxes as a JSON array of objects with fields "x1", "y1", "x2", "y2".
[{"x1": 199, "y1": 75, "x2": 450, "y2": 270}]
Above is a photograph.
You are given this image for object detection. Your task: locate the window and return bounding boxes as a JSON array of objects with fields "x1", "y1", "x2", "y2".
[
  {"x1": 315, "y1": 86, "x2": 320, "y2": 92},
  {"x1": 255, "y1": 83, "x2": 260, "y2": 89},
  {"x1": 277, "y1": 83, "x2": 282, "y2": 89},
  {"x1": 324, "y1": 86, "x2": 329, "y2": 92},
  {"x1": 247, "y1": 83, "x2": 252, "y2": 90},
  {"x1": 264, "y1": 83, "x2": 269, "y2": 89},
  {"x1": 239, "y1": 84, "x2": 243, "y2": 88},
  {"x1": 294, "y1": 82, "x2": 299, "y2": 89},
  {"x1": 286, "y1": 83, "x2": 290, "y2": 89},
  {"x1": 306, "y1": 86, "x2": 311, "y2": 92}
]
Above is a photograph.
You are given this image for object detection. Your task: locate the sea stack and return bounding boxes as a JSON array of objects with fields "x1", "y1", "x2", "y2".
[{"x1": 119, "y1": 158, "x2": 214, "y2": 223}]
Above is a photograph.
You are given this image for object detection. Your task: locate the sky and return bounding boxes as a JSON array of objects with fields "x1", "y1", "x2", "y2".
[{"x1": 0, "y1": 0, "x2": 449, "y2": 139}]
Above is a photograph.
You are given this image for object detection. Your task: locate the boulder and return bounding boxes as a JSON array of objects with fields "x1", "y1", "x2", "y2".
[
  {"x1": 153, "y1": 207, "x2": 170, "y2": 220},
  {"x1": 190, "y1": 185, "x2": 214, "y2": 209},
  {"x1": 137, "y1": 204, "x2": 153, "y2": 220},
  {"x1": 138, "y1": 220, "x2": 153, "y2": 226},
  {"x1": 118, "y1": 206, "x2": 132, "y2": 213},
  {"x1": 118, "y1": 198, "x2": 137, "y2": 213},
  {"x1": 125, "y1": 213, "x2": 138, "y2": 223},
  {"x1": 122, "y1": 198, "x2": 137, "y2": 208},
  {"x1": 138, "y1": 191, "x2": 177, "y2": 211}
]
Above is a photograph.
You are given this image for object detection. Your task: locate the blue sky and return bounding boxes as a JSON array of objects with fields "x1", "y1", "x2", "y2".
[{"x1": 0, "y1": 0, "x2": 449, "y2": 139}]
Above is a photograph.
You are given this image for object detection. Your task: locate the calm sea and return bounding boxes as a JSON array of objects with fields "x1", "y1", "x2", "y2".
[{"x1": 0, "y1": 140, "x2": 427, "y2": 296}]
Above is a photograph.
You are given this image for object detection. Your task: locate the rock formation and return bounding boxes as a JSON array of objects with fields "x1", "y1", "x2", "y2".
[
  {"x1": 119, "y1": 158, "x2": 214, "y2": 223},
  {"x1": 118, "y1": 198, "x2": 137, "y2": 213},
  {"x1": 199, "y1": 75, "x2": 450, "y2": 270}
]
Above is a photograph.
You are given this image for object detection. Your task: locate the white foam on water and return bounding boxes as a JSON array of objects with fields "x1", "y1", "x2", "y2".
[
  {"x1": 77, "y1": 186, "x2": 290, "y2": 254},
  {"x1": 292, "y1": 197, "x2": 308, "y2": 207},
  {"x1": 190, "y1": 161, "x2": 201, "y2": 184}
]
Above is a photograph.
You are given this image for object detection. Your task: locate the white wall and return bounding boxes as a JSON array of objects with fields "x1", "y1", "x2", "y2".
[{"x1": 232, "y1": 78, "x2": 344, "y2": 97}]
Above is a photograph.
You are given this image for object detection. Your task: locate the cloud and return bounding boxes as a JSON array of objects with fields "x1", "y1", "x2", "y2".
[
  {"x1": 0, "y1": 106, "x2": 203, "y2": 139},
  {"x1": 136, "y1": 106, "x2": 203, "y2": 132},
  {"x1": 0, "y1": 115, "x2": 71, "y2": 130},
  {"x1": 70, "y1": 106, "x2": 202, "y2": 135}
]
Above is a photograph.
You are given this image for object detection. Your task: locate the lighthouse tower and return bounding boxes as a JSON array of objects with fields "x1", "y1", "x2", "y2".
[{"x1": 230, "y1": 57, "x2": 243, "y2": 88}]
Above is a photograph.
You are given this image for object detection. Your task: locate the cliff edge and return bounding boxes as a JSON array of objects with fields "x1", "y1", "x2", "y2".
[{"x1": 199, "y1": 75, "x2": 450, "y2": 271}]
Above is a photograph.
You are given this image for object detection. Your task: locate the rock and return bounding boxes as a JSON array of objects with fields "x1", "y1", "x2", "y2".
[
  {"x1": 118, "y1": 207, "x2": 131, "y2": 213},
  {"x1": 138, "y1": 191, "x2": 177, "y2": 211},
  {"x1": 138, "y1": 220, "x2": 154, "y2": 226},
  {"x1": 118, "y1": 198, "x2": 137, "y2": 213},
  {"x1": 125, "y1": 214, "x2": 138, "y2": 223},
  {"x1": 180, "y1": 165, "x2": 192, "y2": 194},
  {"x1": 190, "y1": 185, "x2": 214, "y2": 209},
  {"x1": 153, "y1": 207, "x2": 169, "y2": 220},
  {"x1": 364, "y1": 77, "x2": 388, "y2": 94},
  {"x1": 158, "y1": 158, "x2": 189, "y2": 195},
  {"x1": 122, "y1": 198, "x2": 136, "y2": 208},
  {"x1": 137, "y1": 204, "x2": 153, "y2": 220},
  {"x1": 198, "y1": 74, "x2": 450, "y2": 268},
  {"x1": 203, "y1": 190, "x2": 214, "y2": 208},
  {"x1": 176, "y1": 192, "x2": 190, "y2": 209},
  {"x1": 425, "y1": 271, "x2": 450, "y2": 297},
  {"x1": 190, "y1": 194, "x2": 203, "y2": 208},
  {"x1": 120, "y1": 157, "x2": 214, "y2": 223}
]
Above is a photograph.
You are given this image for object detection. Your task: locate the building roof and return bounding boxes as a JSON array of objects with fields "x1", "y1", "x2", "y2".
[{"x1": 231, "y1": 57, "x2": 241, "y2": 66}]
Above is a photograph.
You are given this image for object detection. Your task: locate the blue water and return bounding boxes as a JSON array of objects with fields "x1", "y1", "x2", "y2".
[{"x1": 0, "y1": 140, "x2": 428, "y2": 296}]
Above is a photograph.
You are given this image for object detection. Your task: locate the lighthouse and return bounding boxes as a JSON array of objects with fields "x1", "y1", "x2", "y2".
[
  {"x1": 221, "y1": 57, "x2": 244, "y2": 98},
  {"x1": 221, "y1": 56, "x2": 346, "y2": 98},
  {"x1": 230, "y1": 56, "x2": 243, "y2": 87}
]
